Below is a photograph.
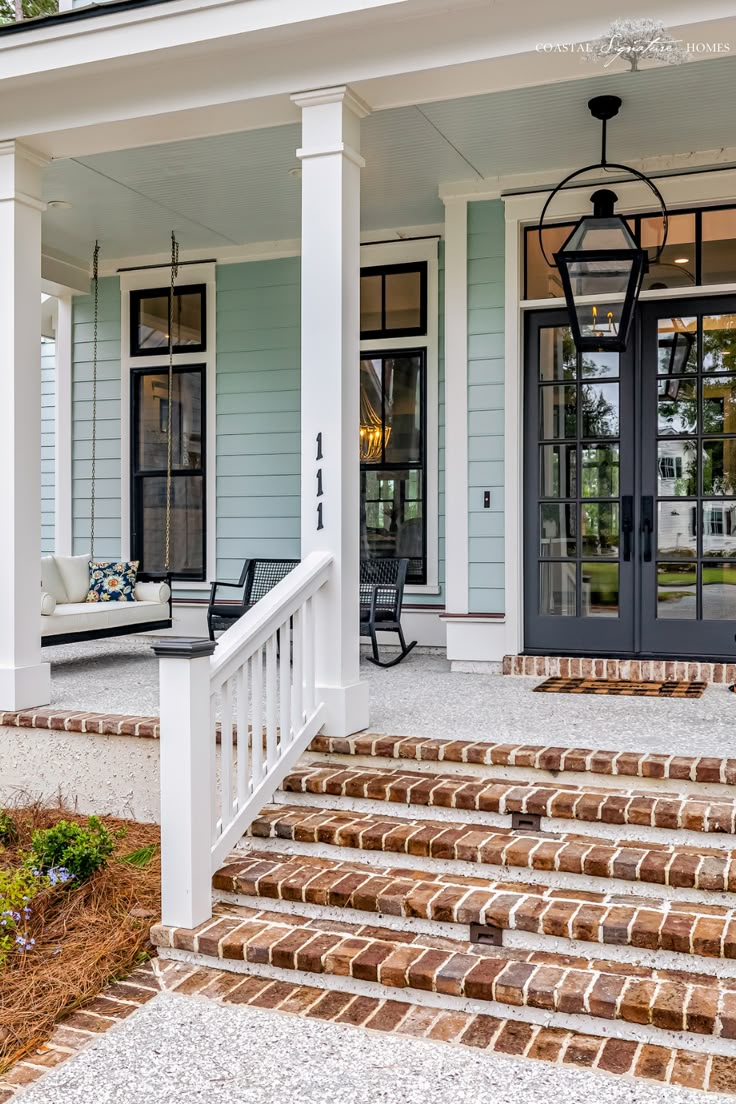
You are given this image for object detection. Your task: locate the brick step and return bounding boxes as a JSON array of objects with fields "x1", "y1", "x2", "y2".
[
  {"x1": 307, "y1": 734, "x2": 736, "y2": 798},
  {"x1": 214, "y1": 849, "x2": 736, "y2": 975},
  {"x1": 247, "y1": 804, "x2": 736, "y2": 905},
  {"x1": 279, "y1": 763, "x2": 736, "y2": 847},
  {"x1": 503, "y1": 654, "x2": 736, "y2": 685},
  {"x1": 150, "y1": 903, "x2": 736, "y2": 1055}
]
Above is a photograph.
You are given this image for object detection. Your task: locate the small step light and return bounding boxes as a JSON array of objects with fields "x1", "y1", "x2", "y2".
[
  {"x1": 470, "y1": 923, "x2": 503, "y2": 947},
  {"x1": 511, "y1": 811, "x2": 542, "y2": 832}
]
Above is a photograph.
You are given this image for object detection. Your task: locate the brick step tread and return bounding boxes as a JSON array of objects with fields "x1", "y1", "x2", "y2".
[
  {"x1": 282, "y1": 763, "x2": 736, "y2": 835},
  {"x1": 156, "y1": 959, "x2": 736, "y2": 1097},
  {"x1": 309, "y1": 734, "x2": 736, "y2": 787},
  {"x1": 215, "y1": 849, "x2": 736, "y2": 959},
  {"x1": 250, "y1": 805, "x2": 736, "y2": 893},
  {"x1": 151, "y1": 903, "x2": 736, "y2": 1038}
]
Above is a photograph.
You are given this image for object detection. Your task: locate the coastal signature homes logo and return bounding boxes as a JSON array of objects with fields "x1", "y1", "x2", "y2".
[{"x1": 537, "y1": 18, "x2": 731, "y2": 71}]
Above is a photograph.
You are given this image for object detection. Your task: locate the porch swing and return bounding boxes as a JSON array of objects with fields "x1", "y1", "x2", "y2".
[{"x1": 40, "y1": 239, "x2": 177, "y2": 646}]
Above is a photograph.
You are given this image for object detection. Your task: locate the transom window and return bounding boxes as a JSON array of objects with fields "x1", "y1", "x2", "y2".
[
  {"x1": 130, "y1": 284, "x2": 206, "y2": 355},
  {"x1": 360, "y1": 262, "x2": 427, "y2": 338},
  {"x1": 525, "y1": 205, "x2": 736, "y2": 300}
]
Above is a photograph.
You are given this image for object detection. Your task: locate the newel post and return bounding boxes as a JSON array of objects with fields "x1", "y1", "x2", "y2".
[{"x1": 153, "y1": 637, "x2": 217, "y2": 929}]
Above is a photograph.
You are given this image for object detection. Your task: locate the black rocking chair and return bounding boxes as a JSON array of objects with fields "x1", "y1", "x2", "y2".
[
  {"x1": 207, "y1": 558, "x2": 300, "y2": 639},
  {"x1": 360, "y1": 557, "x2": 417, "y2": 668}
]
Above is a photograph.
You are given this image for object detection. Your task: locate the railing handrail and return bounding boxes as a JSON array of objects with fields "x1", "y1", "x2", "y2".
[{"x1": 209, "y1": 550, "x2": 332, "y2": 692}]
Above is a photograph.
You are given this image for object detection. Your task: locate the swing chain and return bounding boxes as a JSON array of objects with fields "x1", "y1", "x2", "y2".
[
  {"x1": 164, "y1": 232, "x2": 179, "y2": 573},
  {"x1": 90, "y1": 241, "x2": 100, "y2": 561}
]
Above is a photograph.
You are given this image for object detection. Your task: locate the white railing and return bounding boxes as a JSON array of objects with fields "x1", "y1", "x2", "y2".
[{"x1": 155, "y1": 551, "x2": 332, "y2": 929}]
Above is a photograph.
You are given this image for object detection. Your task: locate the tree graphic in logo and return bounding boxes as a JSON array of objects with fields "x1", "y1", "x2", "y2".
[{"x1": 586, "y1": 19, "x2": 688, "y2": 71}]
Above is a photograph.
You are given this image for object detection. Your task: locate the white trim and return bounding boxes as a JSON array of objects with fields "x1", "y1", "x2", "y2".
[
  {"x1": 54, "y1": 294, "x2": 73, "y2": 556},
  {"x1": 359, "y1": 236, "x2": 440, "y2": 591},
  {"x1": 119, "y1": 262, "x2": 216, "y2": 585},
  {"x1": 442, "y1": 197, "x2": 468, "y2": 614}
]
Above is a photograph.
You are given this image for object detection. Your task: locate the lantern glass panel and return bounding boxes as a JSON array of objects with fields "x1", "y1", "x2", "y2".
[{"x1": 565, "y1": 215, "x2": 638, "y2": 253}]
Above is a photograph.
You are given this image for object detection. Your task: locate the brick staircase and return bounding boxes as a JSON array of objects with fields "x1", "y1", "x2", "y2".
[{"x1": 151, "y1": 733, "x2": 736, "y2": 1091}]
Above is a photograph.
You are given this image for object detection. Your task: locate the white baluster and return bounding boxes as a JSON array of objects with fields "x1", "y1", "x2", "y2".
[
  {"x1": 210, "y1": 693, "x2": 220, "y2": 837},
  {"x1": 251, "y1": 649, "x2": 264, "y2": 783},
  {"x1": 291, "y1": 605, "x2": 303, "y2": 728},
  {"x1": 265, "y1": 633, "x2": 278, "y2": 770},
  {"x1": 279, "y1": 617, "x2": 292, "y2": 746},
  {"x1": 236, "y1": 662, "x2": 250, "y2": 807},
  {"x1": 221, "y1": 677, "x2": 234, "y2": 829},
  {"x1": 303, "y1": 595, "x2": 315, "y2": 715}
]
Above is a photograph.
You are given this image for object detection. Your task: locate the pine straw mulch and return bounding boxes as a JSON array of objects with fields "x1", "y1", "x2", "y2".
[{"x1": 0, "y1": 802, "x2": 161, "y2": 1076}]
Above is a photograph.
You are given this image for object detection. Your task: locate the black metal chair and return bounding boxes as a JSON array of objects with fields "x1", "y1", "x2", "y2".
[
  {"x1": 207, "y1": 558, "x2": 300, "y2": 640},
  {"x1": 360, "y1": 557, "x2": 417, "y2": 668}
]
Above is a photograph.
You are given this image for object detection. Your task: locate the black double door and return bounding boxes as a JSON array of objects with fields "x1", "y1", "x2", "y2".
[{"x1": 524, "y1": 296, "x2": 736, "y2": 659}]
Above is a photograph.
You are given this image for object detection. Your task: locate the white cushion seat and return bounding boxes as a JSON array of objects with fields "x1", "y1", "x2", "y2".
[{"x1": 41, "y1": 600, "x2": 170, "y2": 638}]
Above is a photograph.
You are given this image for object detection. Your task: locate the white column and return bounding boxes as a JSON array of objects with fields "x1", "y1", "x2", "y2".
[
  {"x1": 292, "y1": 85, "x2": 370, "y2": 737},
  {"x1": 0, "y1": 141, "x2": 50, "y2": 709},
  {"x1": 54, "y1": 294, "x2": 73, "y2": 556}
]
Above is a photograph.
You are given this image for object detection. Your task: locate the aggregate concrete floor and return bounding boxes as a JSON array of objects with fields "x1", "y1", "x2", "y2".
[
  {"x1": 45, "y1": 638, "x2": 736, "y2": 758},
  {"x1": 14, "y1": 992, "x2": 732, "y2": 1104}
]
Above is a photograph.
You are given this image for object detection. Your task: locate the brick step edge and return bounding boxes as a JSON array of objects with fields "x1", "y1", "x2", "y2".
[
  {"x1": 150, "y1": 906, "x2": 736, "y2": 1044},
  {"x1": 215, "y1": 851, "x2": 736, "y2": 962},
  {"x1": 309, "y1": 734, "x2": 736, "y2": 787},
  {"x1": 282, "y1": 764, "x2": 736, "y2": 835},
  {"x1": 153, "y1": 959, "x2": 736, "y2": 1097},
  {"x1": 503, "y1": 655, "x2": 736, "y2": 685}
]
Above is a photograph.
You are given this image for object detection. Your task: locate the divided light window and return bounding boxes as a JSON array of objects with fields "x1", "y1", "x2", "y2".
[
  {"x1": 360, "y1": 262, "x2": 427, "y2": 338},
  {"x1": 130, "y1": 284, "x2": 206, "y2": 356}
]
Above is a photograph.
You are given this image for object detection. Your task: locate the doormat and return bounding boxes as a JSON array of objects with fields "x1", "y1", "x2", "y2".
[{"x1": 534, "y1": 677, "x2": 707, "y2": 698}]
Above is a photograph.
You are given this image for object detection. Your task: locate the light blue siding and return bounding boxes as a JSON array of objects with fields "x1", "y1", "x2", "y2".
[
  {"x1": 41, "y1": 338, "x2": 56, "y2": 555},
  {"x1": 467, "y1": 200, "x2": 505, "y2": 614},
  {"x1": 71, "y1": 277, "x2": 122, "y2": 558}
]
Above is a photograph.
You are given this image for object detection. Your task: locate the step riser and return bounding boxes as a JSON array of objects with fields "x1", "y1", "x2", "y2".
[
  {"x1": 274, "y1": 790, "x2": 736, "y2": 851},
  {"x1": 214, "y1": 889, "x2": 736, "y2": 978},
  {"x1": 242, "y1": 835, "x2": 736, "y2": 908},
  {"x1": 302, "y1": 751, "x2": 736, "y2": 800},
  {"x1": 156, "y1": 945, "x2": 736, "y2": 1059}
]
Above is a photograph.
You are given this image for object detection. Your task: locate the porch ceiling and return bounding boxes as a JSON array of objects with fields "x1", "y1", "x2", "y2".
[{"x1": 42, "y1": 54, "x2": 736, "y2": 266}]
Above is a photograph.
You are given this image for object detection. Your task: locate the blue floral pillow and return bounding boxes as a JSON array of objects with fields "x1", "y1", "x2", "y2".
[{"x1": 86, "y1": 560, "x2": 139, "y2": 603}]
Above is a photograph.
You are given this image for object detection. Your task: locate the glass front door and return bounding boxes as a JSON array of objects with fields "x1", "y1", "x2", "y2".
[{"x1": 524, "y1": 296, "x2": 736, "y2": 658}]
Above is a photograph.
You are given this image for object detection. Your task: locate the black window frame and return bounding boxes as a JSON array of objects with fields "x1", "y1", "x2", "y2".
[
  {"x1": 360, "y1": 262, "x2": 428, "y2": 340},
  {"x1": 524, "y1": 203, "x2": 736, "y2": 301},
  {"x1": 129, "y1": 283, "x2": 207, "y2": 357},
  {"x1": 360, "y1": 348, "x2": 427, "y2": 585},
  {"x1": 130, "y1": 363, "x2": 207, "y2": 581}
]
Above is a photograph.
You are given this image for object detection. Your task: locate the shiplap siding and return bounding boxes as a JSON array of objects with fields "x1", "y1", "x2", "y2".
[
  {"x1": 71, "y1": 276, "x2": 122, "y2": 559},
  {"x1": 41, "y1": 338, "x2": 56, "y2": 554},
  {"x1": 467, "y1": 200, "x2": 505, "y2": 613}
]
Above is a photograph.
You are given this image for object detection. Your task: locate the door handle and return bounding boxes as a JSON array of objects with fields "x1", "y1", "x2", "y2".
[
  {"x1": 621, "y1": 496, "x2": 633, "y2": 562},
  {"x1": 641, "y1": 495, "x2": 654, "y2": 562}
]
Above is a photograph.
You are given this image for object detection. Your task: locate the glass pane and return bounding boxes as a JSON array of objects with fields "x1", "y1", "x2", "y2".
[
  {"x1": 582, "y1": 562, "x2": 619, "y2": 618},
  {"x1": 704, "y1": 439, "x2": 736, "y2": 496},
  {"x1": 385, "y1": 271, "x2": 422, "y2": 331},
  {"x1": 539, "y1": 385, "x2": 576, "y2": 440},
  {"x1": 702, "y1": 209, "x2": 736, "y2": 286},
  {"x1": 657, "y1": 317, "x2": 697, "y2": 376},
  {"x1": 540, "y1": 444, "x2": 576, "y2": 498},
  {"x1": 384, "y1": 356, "x2": 422, "y2": 464},
  {"x1": 657, "y1": 441, "x2": 697, "y2": 496},
  {"x1": 657, "y1": 562, "x2": 697, "y2": 619},
  {"x1": 141, "y1": 475, "x2": 203, "y2": 576},
  {"x1": 581, "y1": 382, "x2": 619, "y2": 438},
  {"x1": 581, "y1": 444, "x2": 620, "y2": 498},
  {"x1": 641, "y1": 213, "x2": 696, "y2": 290},
  {"x1": 360, "y1": 275, "x2": 382, "y2": 332},
  {"x1": 539, "y1": 326, "x2": 576, "y2": 381},
  {"x1": 580, "y1": 351, "x2": 619, "y2": 379},
  {"x1": 658, "y1": 378, "x2": 697, "y2": 435},
  {"x1": 581, "y1": 503, "x2": 619, "y2": 556},
  {"x1": 702, "y1": 375, "x2": 736, "y2": 433},
  {"x1": 360, "y1": 469, "x2": 424, "y2": 583},
  {"x1": 539, "y1": 561, "x2": 576, "y2": 616},
  {"x1": 136, "y1": 290, "x2": 203, "y2": 351},
  {"x1": 703, "y1": 316, "x2": 736, "y2": 373},
  {"x1": 702, "y1": 502, "x2": 736, "y2": 558},
  {"x1": 658, "y1": 501, "x2": 696, "y2": 558},
  {"x1": 359, "y1": 358, "x2": 384, "y2": 462},
  {"x1": 525, "y1": 224, "x2": 574, "y2": 299},
  {"x1": 136, "y1": 371, "x2": 203, "y2": 471},
  {"x1": 702, "y1": 563, "x2": 736, "y2": 619},
  {"x1": 540, "y1": 503, "x2": 575, "y2": 557}
]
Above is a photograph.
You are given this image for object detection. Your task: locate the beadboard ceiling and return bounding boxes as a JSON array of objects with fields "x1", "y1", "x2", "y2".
[{"x1": 42, "y1": 54, "x2": 736, "y2": 265}]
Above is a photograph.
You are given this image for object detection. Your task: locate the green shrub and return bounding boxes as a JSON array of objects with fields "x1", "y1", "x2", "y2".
[
  {"x1": 0, "y1": 811, "x2": 18, "y2": 846},
  {"x1": 29, "y1": 816, "x2": 117, "y2": 881}
]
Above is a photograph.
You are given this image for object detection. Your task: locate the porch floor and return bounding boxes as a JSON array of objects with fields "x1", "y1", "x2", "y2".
[{"x1": 44, "y1": 638, "x2": 736, "y2": 759}]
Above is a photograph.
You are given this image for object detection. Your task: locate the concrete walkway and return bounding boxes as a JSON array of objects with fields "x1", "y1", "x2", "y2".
[
  {"x1": 13, "y1": 991, "x2": 732, "y2": 1104},
  {"x1": 46, "y1": 639, "x2": 736, "y2": 758}
]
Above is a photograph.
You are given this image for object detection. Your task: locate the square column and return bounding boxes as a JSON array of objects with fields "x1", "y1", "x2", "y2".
[
  {"x1": 292, "y1": 86, "x2": 370, "y2": 737},
  {"x1": 0, "y1": 141, "x2": 50, "y2": 708}
]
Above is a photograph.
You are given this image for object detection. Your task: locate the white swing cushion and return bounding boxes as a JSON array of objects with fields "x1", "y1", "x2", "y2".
[
  {"x1": 41, "y1": 555, "x2": 68, "y2": 604},
  {"x1": 41, "y1": 592, "x2": 57, "y2": 616},
  {"x1": 56, "y1": 553, "x2": 93, "y2": 603},
  {"x1": 134, "y1": 581, "x2": 171, "y2": 604},
  {"x1": 41, "y1": 598, "x2": 170, "y2": 638}
]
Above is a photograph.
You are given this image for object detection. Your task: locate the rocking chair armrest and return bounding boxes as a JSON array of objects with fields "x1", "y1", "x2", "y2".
[
  {"x1": 209, "y1": 579, "x2": 247, "y2": 603},
  {"x1": 363, "y1": 583, "x2": 381, "y2": 622}
]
